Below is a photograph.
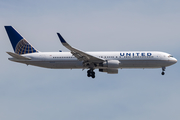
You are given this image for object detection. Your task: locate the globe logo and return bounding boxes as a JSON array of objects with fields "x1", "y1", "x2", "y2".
[{"x1": 15, "y1": 39, "x2": 38, "y2": 54}]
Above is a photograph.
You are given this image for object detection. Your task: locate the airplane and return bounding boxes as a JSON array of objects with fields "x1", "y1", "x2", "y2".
[{"x1": 5, "y1": 26, "x2": 177, "y2": 78}]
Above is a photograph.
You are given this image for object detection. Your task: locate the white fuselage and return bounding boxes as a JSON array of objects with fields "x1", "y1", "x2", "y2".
[{"x1": 9, "y1": 51, "x2": 177, "y2": 69}]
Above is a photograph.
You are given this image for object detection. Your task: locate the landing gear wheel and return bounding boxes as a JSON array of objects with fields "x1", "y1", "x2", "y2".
[
  {"x1": 92, "y1": 75, "x2": 95, "y2": 78},
  {"x1": 87, "y1": 70, "x2": 91, "y2": 77},
  {"x1": 161, "y1": 67, "x2": 166, "y2": 75},
  {"x1": 87, "y1": 69, "x2": 95, "y2": 78},
  {"x1": 92, "y1": 72, "x2": 95, "y2": 78},
  {"x1": 87, "y1": 73, "x2": 91, "y2": 77},
  {"x1": 161, "y1": 72, "x2": 165, "y2": 75}
]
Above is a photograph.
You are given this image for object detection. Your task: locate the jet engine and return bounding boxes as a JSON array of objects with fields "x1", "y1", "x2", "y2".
[
  {"x1": 100, "y1": 60, "x2": 120, "y2": 68},
  {"x1": 98, "y1": 60, "x2": 120, "y2": 74}
]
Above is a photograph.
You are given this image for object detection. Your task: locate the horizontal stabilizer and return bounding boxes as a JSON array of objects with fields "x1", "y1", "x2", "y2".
[{"x1": 6, "y1": 52, "x2": 31, "y2": 60}]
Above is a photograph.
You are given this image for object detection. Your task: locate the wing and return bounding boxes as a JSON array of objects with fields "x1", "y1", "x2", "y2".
[{"x1": 57, "y1": 33, "x2": 104, "y2": 63}]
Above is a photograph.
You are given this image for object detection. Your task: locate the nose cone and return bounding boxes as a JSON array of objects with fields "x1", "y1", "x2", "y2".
[
  {"x1": 171, "y1": 58, "x2": 177, "y2": 64},
  {"x1": 175, "y1": 58, "x2": 178, "y2": 63}
]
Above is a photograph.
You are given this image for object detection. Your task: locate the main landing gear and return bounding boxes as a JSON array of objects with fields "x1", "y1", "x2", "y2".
[
  {"x1": 161, "y1": 67, "x2": 166, "y2": 75},
  {"x1": 87, "y1": 69, "x2": 95, "y2": 78}
]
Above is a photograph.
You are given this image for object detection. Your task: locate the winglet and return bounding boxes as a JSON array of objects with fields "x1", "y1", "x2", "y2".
[{"x1": 57, "y1": 33, "x2": 66, "y2": 43}]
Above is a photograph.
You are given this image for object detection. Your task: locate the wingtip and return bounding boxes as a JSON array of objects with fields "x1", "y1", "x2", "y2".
[{"x1": 57, "y1": 33, "x2": 66, "y2": 43}]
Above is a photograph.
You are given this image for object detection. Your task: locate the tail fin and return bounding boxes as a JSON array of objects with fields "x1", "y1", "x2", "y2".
[{"x1": 5, "y1": 26, "x2": 38, "y2": 55}]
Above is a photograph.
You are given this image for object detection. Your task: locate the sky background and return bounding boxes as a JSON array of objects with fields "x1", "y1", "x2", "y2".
[{"x1": 0, "y1": 0, "x2": 180, "y2": 120}]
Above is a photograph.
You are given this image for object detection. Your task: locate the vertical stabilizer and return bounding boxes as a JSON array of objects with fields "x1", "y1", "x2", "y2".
[{"x1": 5, "y1": 26, "x2": 38, "y2": 54}]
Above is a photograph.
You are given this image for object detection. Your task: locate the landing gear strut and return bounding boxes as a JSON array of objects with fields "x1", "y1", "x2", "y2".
[
  {"x1": 161, "y1": 67, "x2": 166, "y2": 75},
  {"x1": 87, "y1": 69, "x2": 95, "y2": 78}
]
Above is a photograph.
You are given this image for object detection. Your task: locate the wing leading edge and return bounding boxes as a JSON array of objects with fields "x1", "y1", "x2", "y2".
[{"x1": 57, "y1": 33, "x2": 104, "y2": 63}]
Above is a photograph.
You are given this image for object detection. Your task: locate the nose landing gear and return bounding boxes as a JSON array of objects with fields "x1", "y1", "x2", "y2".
[
  {"x1": 87, "y1": 69, "x2": 95, "y2": 78},
  {"x1": 161, "y1": 67, "x2": 166, "y2": 75}
]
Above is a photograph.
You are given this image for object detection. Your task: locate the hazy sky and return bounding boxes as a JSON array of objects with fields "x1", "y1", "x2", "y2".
[{"x1": 0, "y1": 0, "x2": 180, "y2": 120}]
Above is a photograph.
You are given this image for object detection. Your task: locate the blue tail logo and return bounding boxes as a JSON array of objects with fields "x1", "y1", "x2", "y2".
[{"x1": 5, "y1": 26, "x2": 38, "y2": 55}]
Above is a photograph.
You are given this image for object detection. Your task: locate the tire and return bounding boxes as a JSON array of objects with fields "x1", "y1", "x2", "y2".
[{"x1": 161, "y1": 72, "x2": 165, "y2": 75}]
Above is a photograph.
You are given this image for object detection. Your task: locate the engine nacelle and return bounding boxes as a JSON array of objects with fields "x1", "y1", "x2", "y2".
[
  {"x1": 99, "y1": 68, "x2": 118, "y2": 74},
  {"x1": 102, "y1": 60, "x2": 120, "y2": 68}
]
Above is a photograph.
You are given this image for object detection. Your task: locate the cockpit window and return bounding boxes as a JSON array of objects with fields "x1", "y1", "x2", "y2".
[{"x1": 168, "y1": 55, "x2": 173, "y2": 57}]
